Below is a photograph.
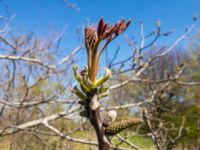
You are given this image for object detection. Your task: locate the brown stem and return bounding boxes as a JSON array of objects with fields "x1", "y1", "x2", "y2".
[{"x1": 88, "y1": 94, "x2": 110, "y2": 150}]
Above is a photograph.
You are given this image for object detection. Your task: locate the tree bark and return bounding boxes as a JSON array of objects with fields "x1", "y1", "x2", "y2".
[{"x1": 88, "y1": 94, "x2": 110, "y2": 150}]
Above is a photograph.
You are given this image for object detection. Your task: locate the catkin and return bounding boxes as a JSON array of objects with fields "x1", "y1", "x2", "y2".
[{"x1": 105, "y1": 118, "x2": 143, "y2": 136}]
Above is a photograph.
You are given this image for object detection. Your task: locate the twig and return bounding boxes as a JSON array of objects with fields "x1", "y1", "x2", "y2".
[
  {"x1": 42, "y1": 120, "x2": 129, "y2": 150},
  {"x1": 58, "y1": 45, "x2": 83, "y2": 65},
  {"x1": 0, "y1": 54, "x2": 55, "y2": 70},
  {"x1": 110, "y1": 21, "x2": 195, "y2": 91},
  {"x1": 0, "y1": 106, "x2": 80, "y2": 136},
  {"x1": 116, "y1": 134, "x2": 143, "y2": 150}
]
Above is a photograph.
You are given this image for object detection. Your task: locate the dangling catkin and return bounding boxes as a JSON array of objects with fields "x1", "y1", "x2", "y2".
[{"x1": 105, "y1": 118, "x2": 143, "y2": 136}]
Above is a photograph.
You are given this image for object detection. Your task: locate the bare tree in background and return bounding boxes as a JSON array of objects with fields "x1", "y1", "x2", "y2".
[{"x1": 0, "y1": 9, "x2": 199, "y2": 150}]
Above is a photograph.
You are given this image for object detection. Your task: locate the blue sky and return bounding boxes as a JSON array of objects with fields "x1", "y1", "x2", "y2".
[{"x1": 0, "y1": 0, "x2": 199, "y2": 66}]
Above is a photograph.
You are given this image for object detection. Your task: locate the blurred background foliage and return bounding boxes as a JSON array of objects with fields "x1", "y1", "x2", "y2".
[{"x1": 0, "y1": 25, "x2": 200, "y2": 150}]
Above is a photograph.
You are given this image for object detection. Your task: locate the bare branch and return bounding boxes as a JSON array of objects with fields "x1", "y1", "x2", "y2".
[
  {"x1": 0, "y1": 54, "x2": 56, "y2": 70},
  {"x1": 58, "y1": 45, "x2": 83, "y2": 65},
  {"x1": 0, "y1": 107, "x2": 80, "y2": 136},
  {"x1": 116, "y1": 134, "x2": 143, "y2": 150}
]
